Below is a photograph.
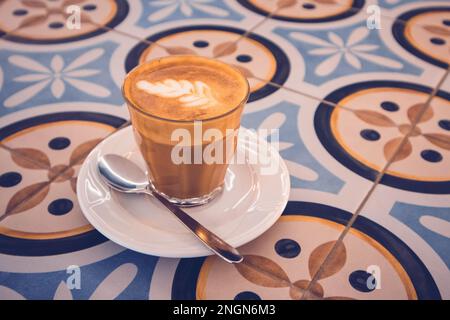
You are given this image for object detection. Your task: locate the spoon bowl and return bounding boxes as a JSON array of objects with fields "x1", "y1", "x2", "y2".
[{"x1": 98, "y1": 154, "x2": 148, "y2": 193}]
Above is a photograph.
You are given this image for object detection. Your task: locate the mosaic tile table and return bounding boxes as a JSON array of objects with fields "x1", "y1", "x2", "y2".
[{"x1": 0, "y1": 0, "x2": 449, "y2": 300}]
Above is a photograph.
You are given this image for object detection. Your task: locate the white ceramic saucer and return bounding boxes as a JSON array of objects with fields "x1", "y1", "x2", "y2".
[{"x1": 77, "y1": 126, "x2": 290, "y2": 258}]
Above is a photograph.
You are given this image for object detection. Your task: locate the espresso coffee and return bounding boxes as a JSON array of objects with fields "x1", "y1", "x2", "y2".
[{"x1": 123, "y1": 56, "x2": 249, "y2": 205}]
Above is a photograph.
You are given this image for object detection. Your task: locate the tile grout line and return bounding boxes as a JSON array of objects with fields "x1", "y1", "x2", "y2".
[
  {"x1": 251, "y1": 75, "x2": 354, "y2": 110},
  {"x1": 212, "y1": 3, "x2": 290, "y2": 57},
  {"x1": 300, "y1": 67, "x2": 450, "y2": 300}
]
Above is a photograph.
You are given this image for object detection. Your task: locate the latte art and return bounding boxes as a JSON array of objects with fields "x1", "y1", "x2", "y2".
[
  {"x1": 137, "y1": 79, "x2": 217, "y2": 107},
  {"x1": 124, "y1": 56, "x2": 248, "y2": 121}
]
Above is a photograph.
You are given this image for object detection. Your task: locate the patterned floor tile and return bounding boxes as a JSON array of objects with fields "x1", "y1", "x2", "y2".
[
  {"x1": 441, "y1": 68, "x2": 450, "y2": 93},
  {"x1": 349, "y1": 78, "x2": 450, "y2": 299},
  {"x1": 376, "y1": 0, "x2": 450, "y2": 27},
  {"x1": 134, "y1": 0, "x2": 244, "y2": 28},
  {"x1": 150, "y1": 200, "x2": 441, "y2": 300},
  {"x1": 121, "y1": 22, "x2": 290, "y2": 103},
  {"x1": 300, "y1": 204, "x2": 442, "y2": 300},
  {"x1": 0, "y1": 147, "x2": 48, "y2": 221},
  {"x1": 0, "y1": 31, "x2": 137, "y2": 118},
  {"x1": 268, "y1": 15, "x2": 444, "y2": 94},
  {"x1": 355, "y1": 185, "x2": 450, "y2": 300},
  {"x1": 241, "y1": 87, "x2": 374, "y2": 208},
  {"x1": 314, "y1": 80, "x2": 447, "y2": 186},
  {"x1": 237, "y1": 0, "x2": 363, "y2": 23},
  {"x1": 113, "y1": 0, "x2": 262, "y2": 40},
  {"x1": 0, "y1": 0, "x2": 129, "y2": 44},
  {"x1": 377, "y1": 87, "x2": 449, "y2": 193},
  {"x1": 0, "y1": 0, "x2": 448, "y2": 301},
  {"x1": 0, "y1": 249, "x2": 157, "y2": 300},
  {"x1": 170, "y1": 203, "x2": 348, "y2": 300},
  {"x1": 0, "y1": 111, "x2": 125, "y2": 256},
  {"x1": 246, "y1": 6, "x2": 447, "y2": 103},
  {"x1": 391, "y1": 5, "x2": 450, "y2": 70}
]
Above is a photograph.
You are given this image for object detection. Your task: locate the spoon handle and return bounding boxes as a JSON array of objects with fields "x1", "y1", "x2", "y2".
[{"x1": 149, "y1": 190, "x2": 243, "y2": 264}]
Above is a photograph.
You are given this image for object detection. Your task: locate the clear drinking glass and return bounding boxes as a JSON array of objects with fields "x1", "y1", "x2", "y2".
[{"x1": 122, "y1": 56, "x2": 249, "y2": 206}]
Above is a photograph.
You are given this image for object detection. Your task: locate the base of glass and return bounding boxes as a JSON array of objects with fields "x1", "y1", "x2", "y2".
[{"x1": 148, "y1": 183, "x2": 224, "y2": 207}]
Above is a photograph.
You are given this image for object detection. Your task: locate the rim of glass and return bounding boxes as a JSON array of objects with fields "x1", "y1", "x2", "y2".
[{"x1": 122, "y1": 55, "x2": 250, "y2": 123}]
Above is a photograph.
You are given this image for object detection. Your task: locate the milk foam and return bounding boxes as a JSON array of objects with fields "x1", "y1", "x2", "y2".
[
  {"x1": 136, "y1": 79, "x2": 217, "y2": 108},
  {"x1": 124, "y1": 56, "x2": 249, "y2": 120}
]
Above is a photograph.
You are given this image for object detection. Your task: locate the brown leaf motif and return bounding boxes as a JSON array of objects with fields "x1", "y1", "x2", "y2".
[
  {"x1": 353, "y1": 110, "x2": 396, "y2": 127},
  {"x1": 49, "y1": 165, "x2": 74, "y2": 182},
  {"x1": 213, "y1": 41, "x2": 237, "y2": 58},
  {"x1": 276, "y1": 0, "x2": 296, "y2": 8},
  {"x1": 11, "y1": 148, "x2": 51, "y2": 170},
  {"x1": 309, "y1": 241, "x2": 346, "y2": 280},
  {"x1": 165, "y1": 46, "x2": 197, "y2": 55},
  {"x1": 18, "y1": 14, "x2": 49, "y2": 29},
  {"x1": 234, "y1": 255, "x2": 290, "y2": 288},
  {"x1": 423, "y1": 25, "x2": 450, "y2": 37},
  {"x1": 4, "y1": 182, "x2": 50, "y2": 218},
  {"x1": 407, "y1": 103, "x2": 432, "y2": 124},
  {"x1": 384, "y1": 137, "x2": 412, "y2": 163},
  {"x1": 423, "y1": 133, "x2": 450, "y2": 150},
  {"x1": 21, "y1": 0, "x2": 47, "y2": 8},
  {"x1": 290, "y1": 280, "x2": 324, "y2": 300},
  {"x1": 80, "y1": 12, "x2": 94, "y2": 24},
  {"x1": 231, "y1": 64, "x2": 254, "y2": 78},
  {"x1": 69, "y1": 138, "x2": 102, "y2": 166}
]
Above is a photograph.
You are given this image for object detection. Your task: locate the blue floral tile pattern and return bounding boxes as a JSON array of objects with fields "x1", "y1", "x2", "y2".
[
  {"x1": 242, "y1": 101, "x2": 344, "y2": 193},
  {"x1": 389, "y1": 202, "x2": 450, "y2": 269},
  {"x1": 135, "y1": 0, "x2": 245, "y2": 28},
  {"x1": 0, "y1": 41, "x2": 127, "y2": 117},
  {"x1": 0, "y1": 0, "x2": 449, "y2": 300},
  {"x1": 275, "y1": 22, "x2": 421, "y2": 85},
  {"x1": 378, "y1": 0, "x2": 431, "y2": 9},
  {"x1": 0, "y1": 249, "x2": 158, "y2": 299}
]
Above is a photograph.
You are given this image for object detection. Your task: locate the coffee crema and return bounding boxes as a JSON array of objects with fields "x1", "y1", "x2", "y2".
[
  {"x1": 123, "y1": 56, "x2": 249, "y2": 204},
  {"x1": 124, "y1": 56, "x2": 249, "y2": 121}
]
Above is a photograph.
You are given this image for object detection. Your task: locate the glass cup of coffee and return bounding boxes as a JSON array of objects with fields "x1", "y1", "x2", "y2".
[{"x1": 122, "y1": 55, "x2": 250, "y2": 206}]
